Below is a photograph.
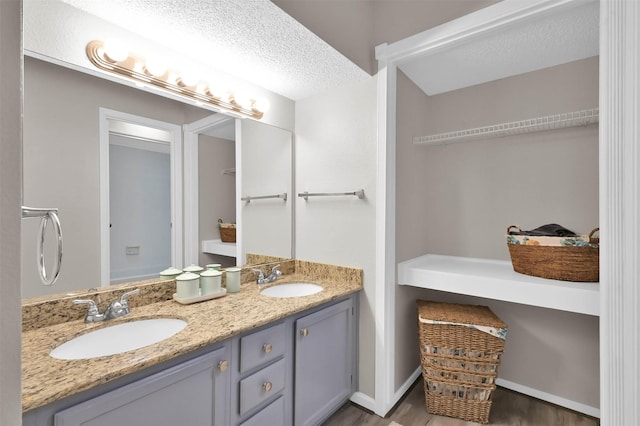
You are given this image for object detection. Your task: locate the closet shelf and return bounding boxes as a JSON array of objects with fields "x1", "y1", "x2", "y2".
[
  {"x1": 413, "y1": 108, "x2": 599, "y2": 146},
  {"x1": 398, "y1": 254, "x2": 599, "y2": 316},
  {"x1": 201, "y1": 239, "x2": 236, "y2": 258}
]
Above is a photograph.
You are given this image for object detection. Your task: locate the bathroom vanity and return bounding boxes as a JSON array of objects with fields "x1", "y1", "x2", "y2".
[{"x1": 21, "y1": 260, "x2": 361, "y2": 426}]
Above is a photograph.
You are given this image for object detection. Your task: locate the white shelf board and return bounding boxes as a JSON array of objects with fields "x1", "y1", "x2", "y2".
[
  {"x1": 398, "y1": 254, "x2": 599, "y2": 316},
  {"x1": 201, "y1": 239, "x2": 237, "y2": 258}
]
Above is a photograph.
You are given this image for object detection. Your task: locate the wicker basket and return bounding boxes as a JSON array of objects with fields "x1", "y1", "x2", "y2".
[
  {"x1": 506, "y1": 226, "x2": 599, "y2": 282},
  {"x1": 218, "y1": 219, "x2": 236, "y2": 243},
  {"x1": 417, "y1": 300, "x2": 507, "y2": 424}
]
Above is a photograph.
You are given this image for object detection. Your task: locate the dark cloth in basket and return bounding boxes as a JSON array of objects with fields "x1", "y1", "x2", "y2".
[{"x1": 508, "y1": 223, "x2": 577, "y2": 237}]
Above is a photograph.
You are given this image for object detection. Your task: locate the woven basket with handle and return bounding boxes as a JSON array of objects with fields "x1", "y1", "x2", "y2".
[
  {"x1": 506, "y1": 225, "x2": 599, "y2": 282},
  {"x1": 218, "y1": 219, "x2": 236, "y2": 243}
]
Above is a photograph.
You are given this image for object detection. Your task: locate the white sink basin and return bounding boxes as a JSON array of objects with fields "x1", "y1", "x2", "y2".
[
  {"x1": 50, "y1": 318, "x2": 187, "y2": 360},
  {"x1": 260, "y1": 283, "x2": 323, "y2": 298}
]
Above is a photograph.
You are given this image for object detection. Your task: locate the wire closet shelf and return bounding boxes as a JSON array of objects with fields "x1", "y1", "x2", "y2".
[{"x1": 413, "y1": 108, "x2": 599, "y2": 146}]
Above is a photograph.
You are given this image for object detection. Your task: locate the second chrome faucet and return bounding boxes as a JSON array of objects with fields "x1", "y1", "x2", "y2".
[
  {"x1": 253, "y1": 264, "x2": 282, "y2": 286},
  {"x1": 73, "y1": 288, "x2": 140, "y2": 323}
]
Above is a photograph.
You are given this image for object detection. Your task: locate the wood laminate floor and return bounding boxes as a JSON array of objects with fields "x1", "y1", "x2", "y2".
[{"x1": 323, "y1": 380, "x2": 600, "y2": 426}]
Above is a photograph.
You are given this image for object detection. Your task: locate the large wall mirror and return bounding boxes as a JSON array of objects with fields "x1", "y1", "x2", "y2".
[
  {"x1": 21, "y1": 57, "x2": 294, "y2": 299},
  {"x1": 183, "y1": 116, "x2": 293, "y2": 269}
]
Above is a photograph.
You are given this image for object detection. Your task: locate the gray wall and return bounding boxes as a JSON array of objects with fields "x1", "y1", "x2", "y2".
[
  {"x1": 0, "y1": 0, "x2": 22, "y2": 422},
  {"x1": 395, "y1": 56, "x2": 599, "y2": 408}
]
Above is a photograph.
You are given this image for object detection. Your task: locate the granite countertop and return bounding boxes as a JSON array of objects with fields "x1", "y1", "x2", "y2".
[{"x1": 22, "y1": 261, "x2": 362, "y2": 413}]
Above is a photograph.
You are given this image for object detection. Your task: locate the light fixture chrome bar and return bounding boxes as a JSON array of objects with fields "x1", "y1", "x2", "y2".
[
  {"x1": 241, "y1": 193, "x2": 288, "y2": 203},
  {"x1": 85, "y1": 40, "x2": 268, "y2": 119},
  {"x1": 298, "y1": 189, "x2": 365, "y2": 201}
]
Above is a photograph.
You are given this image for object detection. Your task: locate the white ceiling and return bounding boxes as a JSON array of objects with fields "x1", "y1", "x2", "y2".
[
  {"x1": 398, "y1": 0, "x2": 599, "y2": 95},
  {"x1": 26, "y1": 0, "x2": 369, "y2": 101}
]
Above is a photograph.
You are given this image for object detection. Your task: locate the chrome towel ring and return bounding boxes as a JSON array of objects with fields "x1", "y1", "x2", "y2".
[{"x1": 21, "y1": 206, "x2": 63, "y2": 286}]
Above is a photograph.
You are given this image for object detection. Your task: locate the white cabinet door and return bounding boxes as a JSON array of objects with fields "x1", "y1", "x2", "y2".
[
  {"x1": 294, "y1": 298, "x2": 353, "y2": 426},
  {"x1": 54, "y1": 345, "x2": 231, "y2": 426}
]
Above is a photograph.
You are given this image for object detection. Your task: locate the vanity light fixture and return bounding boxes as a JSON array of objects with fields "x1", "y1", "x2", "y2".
[{"x1": 86, "y1": 40, "x2": 270, "y2": 119}]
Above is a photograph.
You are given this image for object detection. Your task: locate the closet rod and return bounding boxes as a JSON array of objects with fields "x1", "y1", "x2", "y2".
[
  {"x1": 298, "y1": 190, "x2": 365, "y2": 201},
  {"x1": 241, "y1": 193, "x2": 287, "y2": 203},
  {"x1": 413, "y1": 107, "x2": 599, "y2": 146}
]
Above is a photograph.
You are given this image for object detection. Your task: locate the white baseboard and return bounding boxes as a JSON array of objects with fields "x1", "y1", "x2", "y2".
[
  {"x1": 350, "y1": 391, "x2": 376, "y2": 412},
  {"x1": 496, "y1": 378, "x2": 600, "y2": 419},
  {"x1": 393, "y1": 367, "x2": 422, "y2": 405},
  {"x1": 350, "y1": 368, "x2": 422, "y2": 417},
  {"x1": 353, "y1": 368, "x2": 599, "y2": 419}
]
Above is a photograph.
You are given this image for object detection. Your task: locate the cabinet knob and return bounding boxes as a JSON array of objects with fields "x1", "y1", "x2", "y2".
[
  {"x1": 217, "y1": 360, "x2": 229, "y2": 372},
  {"x1": 300, "y1": 328, "x2": 309, "y2": 337},
  {"x1": 262, "y1": 381, "x2": 273, "y2": 392},
  {"x1": 262, "y1": 343, "x2": 273, "y2": 353}
]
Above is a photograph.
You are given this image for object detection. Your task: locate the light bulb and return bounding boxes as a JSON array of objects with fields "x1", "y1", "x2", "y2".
[
  {"x1": 144, "y1": 57, "x2": 168, "y2": 77},
  {"x1": 195, "y1": 82, "x2": 208, "y2": 95},
  {"x1": 207, "y1": 85, "x2": 229, "y2": 102},
  {"x1": 253, "y1": 98, "x2": 271, "y2": 113},
  {"x1": 133, "y1": 62, "x2": 144, "y2": 73},
  {"x1": 166, "y1": 72, "x2": 179, "y2": 85},
  {"x1": 102, "y1": 39, "x2": 128, "y2": 63},
  {"x1": 177, "y1": 69, "x2": 199, "y2": 87},
  {"x1": 232, "y1": 92, "x2": 252, "y2": 109},
  {"x1": 132, "y1": 62, "x2": 151, "y2": 80}
]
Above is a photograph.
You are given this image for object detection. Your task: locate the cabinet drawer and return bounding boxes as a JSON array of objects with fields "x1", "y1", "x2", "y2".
[
  {"x1": 239, "y1": 358, "x2": 285, "y2": 416},
  {"x1": 240, "y1": 322, "x2": 286, "y2": 373},
  {"x1": 239, "y1": 396, "x2": 285, "y2": 426}
]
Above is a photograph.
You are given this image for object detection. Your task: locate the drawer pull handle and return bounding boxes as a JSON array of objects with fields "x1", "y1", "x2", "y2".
[
  {"x1": 217, "y1": 360, "x2": 229, "y2": 372},
  {"x1": 262, "y1": 381, "x2": 273, "y2": 392},
  {"x1": 300, "y1": 328, "x2": 309, "y2": 337},
  {"x1": 262, "y1": 343, "x2": 273, "y2": 353}
]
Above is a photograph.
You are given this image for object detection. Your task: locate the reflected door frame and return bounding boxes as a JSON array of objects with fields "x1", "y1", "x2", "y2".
[{"x1": 98, "y1": 108, "x2": 183, "y2": 285}]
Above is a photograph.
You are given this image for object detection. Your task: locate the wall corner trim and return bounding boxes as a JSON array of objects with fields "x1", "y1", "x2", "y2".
[{"x1": 598, "y1": 0, "x2": 640, "y2": 424}]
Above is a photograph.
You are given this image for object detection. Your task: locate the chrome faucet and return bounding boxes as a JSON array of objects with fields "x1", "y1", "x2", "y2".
[
  {"x1": 73, "y1": 288, "x2": 140, "y2": 323},
  {"x1": 104, "y1": 289, "x2": 140, "y2": 320},
  {"x1": 253, "y1": 264, "x2": 282, "y2": 285},
  {"x1": 72, "y1": 299, "x2": 105, "y2": 323}
]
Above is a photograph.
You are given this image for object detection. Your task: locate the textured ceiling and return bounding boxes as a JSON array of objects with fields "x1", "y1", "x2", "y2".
[
  {"x1": 58, "y1": 0, "x2": 369, "y2": 100},
  {"x1": 28, "y1": 0, "x2": 598, "y2": 102}
]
